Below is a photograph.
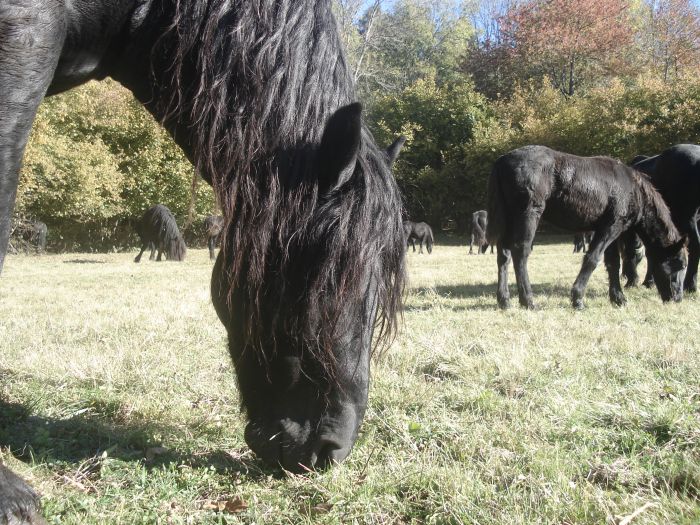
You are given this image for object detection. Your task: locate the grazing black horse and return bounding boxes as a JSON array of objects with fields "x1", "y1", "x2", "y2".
[
  {"x1": 0, "y1": 1, "x2": 406, "y2": 521},
  {"x1": 204, "y1": 215, "x2": 224, "y2": 260},
  {"x1": 469, "y1": 210, "x2": 493, "y2": 254},
  {"x1": 11, "y1": 220, "x2": 47, "y2": 254},
  {"x1": 572, "y1": 231, "x2": 594, "y2": 253},
  {"x1": 403, "y1": 221, "x2": 434, "y2": 254},
  {"x1": 487, "y1": 146, "x2": 687, "y2": 310},
  {"x1": 133, "y1": 204, "x2": 186, "y2": 262},
  {"x1": 622, "y1": 145, "x2": 700, "y2": 291}
]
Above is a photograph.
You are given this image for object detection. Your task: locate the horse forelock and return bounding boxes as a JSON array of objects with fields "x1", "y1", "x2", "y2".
[{"x1": 156, "y1": 0, "x2": 405, "y2": 376}]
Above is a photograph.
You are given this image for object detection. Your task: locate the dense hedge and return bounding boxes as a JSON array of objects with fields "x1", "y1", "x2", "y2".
[
  {"x1": 372, "y1": 74, "x2": 700, "y2": 232},
  {"x1": 16, "y1": 80, "x2": 216, "y2": 251},
  {"x1": 13, "y1": 73, "x2": 700, "y2": 249}
]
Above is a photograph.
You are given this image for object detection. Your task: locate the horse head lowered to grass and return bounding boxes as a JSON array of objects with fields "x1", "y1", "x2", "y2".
[{"x1": 0, "y1": 1, "x2": 406, "y2": 521}]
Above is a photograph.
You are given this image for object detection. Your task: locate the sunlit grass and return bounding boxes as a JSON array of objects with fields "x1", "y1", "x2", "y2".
[{"x1": 1, "y1": 240, "x2": 699, "y2": 524}]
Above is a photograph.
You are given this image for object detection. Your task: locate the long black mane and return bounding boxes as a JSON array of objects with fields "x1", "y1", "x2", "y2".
[{"x1": 154, "y1": 1, "x2": 405, "y2": 369}]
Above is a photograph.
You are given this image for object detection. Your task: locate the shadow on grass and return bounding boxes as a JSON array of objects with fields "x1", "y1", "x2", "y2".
[
  {"x1": 0, "y1": 400, "x2": 276, "y2": 481},
  {"x1": 407, "y1": 282, "x2": 609, "y2": 311},
  {"x1": 62, "y1": 259, "x2": 107, "y2": 264}
]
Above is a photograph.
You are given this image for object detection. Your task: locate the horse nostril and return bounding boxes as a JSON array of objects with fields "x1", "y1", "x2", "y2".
[{"x1": 312, "y1": 437, "x2": 345, "y2": 470}]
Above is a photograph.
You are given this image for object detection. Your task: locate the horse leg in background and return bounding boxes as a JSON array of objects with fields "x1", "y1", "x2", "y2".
[
  {"x1": 510, "y1": 212, "x2": 539, "y2": 309},
  {"x1": 469, "y1": 233, "x2": 474, "y2": 254},
  {"x1": 620, "y1": 230, "x2": 640, "y2": 288},
  {"x1": 148, "y1": 242, "x2": 157, "y2": 261},
  {"x1": 496, "y1": 242, "x2": 512, "y2": 309},
  {"x1": 155, "y1": 244, "x2": 164, "y2": 261},
  {"x1": 0, "y1": 4, "x2": 66, "y2": 521},
  {"x1": 409, "y1": 238, "x2": 415, "y2": 252},
  {"x1": 134, "y1": 243, "x2": 148, "y2": 263},
  {"x1": 571, "y1": 227, "x2": 621, "y2": 309},
  {"x1": 642, "y1": 258, "x2": 655, "y2": 288},
  {"x1": 683, "y1": 216, "x2": 700, "y2": 292},
  {"x1": 208, "y1": 235, "x2": 216, "y2": 260},
  {"x1": 604, "y1": 242, "x2": 626, "y2": 306},
  {"x1": 418, "y1": 237, "x2": 424, "y2": 254}
]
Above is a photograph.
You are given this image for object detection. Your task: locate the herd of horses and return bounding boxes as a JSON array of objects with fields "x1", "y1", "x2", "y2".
[{"x1": 0, "y1": 1, "x2": 697, "y2": 522}]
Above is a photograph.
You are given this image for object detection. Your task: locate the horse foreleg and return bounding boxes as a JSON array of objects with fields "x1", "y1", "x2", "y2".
[
  {"x1": 571, "y1": 228, "x2": 620, "y2": 309},
  {"x1": 496, "y1": 242, "x2": 512, "y2": 309},
  {"x1": 0, "y1": 5, "x2": 64, "y2": 274},
  {"x1": 469, "y1": 233, "x2": 474, "y2": 254},
  {"x1": 134, "y1": 244, "x2": 148, "y2": 263},
  {"x1": 604, "y1": 243, "x2": 626, "y2": 306},
  {"x1": 418, "y1": 238, "x2": 424, "y2": 254}
]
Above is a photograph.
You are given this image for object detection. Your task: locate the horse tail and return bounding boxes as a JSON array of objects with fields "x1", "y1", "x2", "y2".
[
  {"x1": 486, "y1": 161, "x2": 506, "y2": 245},
  {"x1": 426, "y1": 225, "x2": 434, "y2": 254}
]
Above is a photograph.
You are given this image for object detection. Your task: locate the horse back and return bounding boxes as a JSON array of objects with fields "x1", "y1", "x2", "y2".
[{"x1": 494, "y1": 146, "x2": 641, "y2": 230}]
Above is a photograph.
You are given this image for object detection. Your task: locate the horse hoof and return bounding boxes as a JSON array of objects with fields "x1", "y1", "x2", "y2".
[
  {"x1": 642, "y1": 280, "x2": 654, "y2": 289},
  {"x1": 684, "y1": 285, "x2": 697, "y2": 293},
  {"x1": 572, "y1": 299, "x2": 585, "y2": 310},
  {"x1": 497, "y1": 298, "x2": 511, "y2": 310}
]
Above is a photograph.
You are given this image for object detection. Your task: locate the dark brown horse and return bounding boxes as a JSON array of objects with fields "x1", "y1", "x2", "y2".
[
  {"x1": 623, "y1": 145, "x2": 700, "y2": 292},
  {"x1": 403, "y1": 221, "x2": 434, "y2": 254},
  {"x1": 0, "y1": 1, "x2": 406, "y2": 521},
  {"x1": 487, "y1": 146, "x2": 687, "y2": 309},
  {"x1": 469, "y1": 210, "x2": 493, "y2": 254},
  {"x1": 133, "y1": 204, "x2": 186, "y2": 262}
]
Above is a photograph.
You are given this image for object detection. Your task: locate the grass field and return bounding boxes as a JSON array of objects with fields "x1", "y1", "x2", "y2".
[{"x1": 1, "y1": 239, "x2": 699, "y2": 524}]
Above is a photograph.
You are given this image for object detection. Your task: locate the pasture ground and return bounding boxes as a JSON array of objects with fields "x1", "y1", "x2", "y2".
[{"x1": 1, "y1": 239, "x2": 699, "y2": 524}]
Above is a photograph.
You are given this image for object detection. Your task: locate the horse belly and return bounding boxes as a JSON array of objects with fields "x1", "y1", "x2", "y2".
[{"x1": 543, "y1": 188, "x2": 608, "y2": 231}]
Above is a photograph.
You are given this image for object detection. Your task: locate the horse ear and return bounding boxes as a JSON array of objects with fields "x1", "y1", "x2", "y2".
[
  {"x1": 317, "y1": 102, "x2": 362, "y2": 195},
  {"x1": 386, "y1": 136, "x2": 406, "y2": 165}
]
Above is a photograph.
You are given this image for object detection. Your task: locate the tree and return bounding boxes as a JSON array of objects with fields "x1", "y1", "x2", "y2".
[
  {"x1": 500, "y1": 0, "x2": 634, "y2": 95},
  {"x1": 637, "y1": 0, "x2": 700, "y2": 81}
]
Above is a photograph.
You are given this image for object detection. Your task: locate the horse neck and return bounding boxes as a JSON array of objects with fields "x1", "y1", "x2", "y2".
[{"x1": 634, "y1": 182, "x2": 680, "y2": 252}]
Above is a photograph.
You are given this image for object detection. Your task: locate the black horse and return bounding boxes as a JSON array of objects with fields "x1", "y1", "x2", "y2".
[
  {"x1": 487, "y1": 145, "x2": 687, "y2": 310},
  {"x1": 622, "y1": 145, "x2": 700, "y2": 292},
  {"x1": 403, "y1": 221, "x2": 434, "y2": 254},
  {"x1": 11, "y1": 220, "x2": 47, "y2": 254},
  {"x1": 133, "y1": 204, "x2": 186, "y2": 262},
  {"x1": 204, "y1": 215, "x2": 223, "y2": 260},
  {"x1": 0, "y1": 1, "x2": 406, "y2": 520},
  {"x1": 572, "y1": 231, "x2": 593, "y2": 253},
  {"x1": 469, "y1": 210, "x2": 493, "y2": 254}
]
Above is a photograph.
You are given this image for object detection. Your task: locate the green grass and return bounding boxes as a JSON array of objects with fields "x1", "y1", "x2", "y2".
[{"x1": 1, "y1": 241, "x2": 699, "y2": 524}]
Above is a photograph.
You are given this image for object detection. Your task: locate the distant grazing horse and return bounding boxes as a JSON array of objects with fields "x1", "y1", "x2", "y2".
[
  {"x1": 133, "y1": 204, "x2": 186, "y2": 262},
  {"x1": 204, "y1": 215, "x2": 224, "y2": 260},
  {"x1": 622, "y1": 145, "x2": 700, "y2": 292},
  {"x1": 469, "y1": 210, "x2": 493, "y2": 254},
  {"x1": 487, "y1": 146, "x2": 687, "y2": 310},
  {"x1": 404, "y1": 221, "x2": 434, "y2": 254},
  {"x1": 0, "y1": 1, "x2": 406, "y2": 518},
  {"x1": 12, "y1": 220, "x2": 47, "y2": 254},
  {"x1": 572, "y1": 231, "x2": 593, "y2": 253}
]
